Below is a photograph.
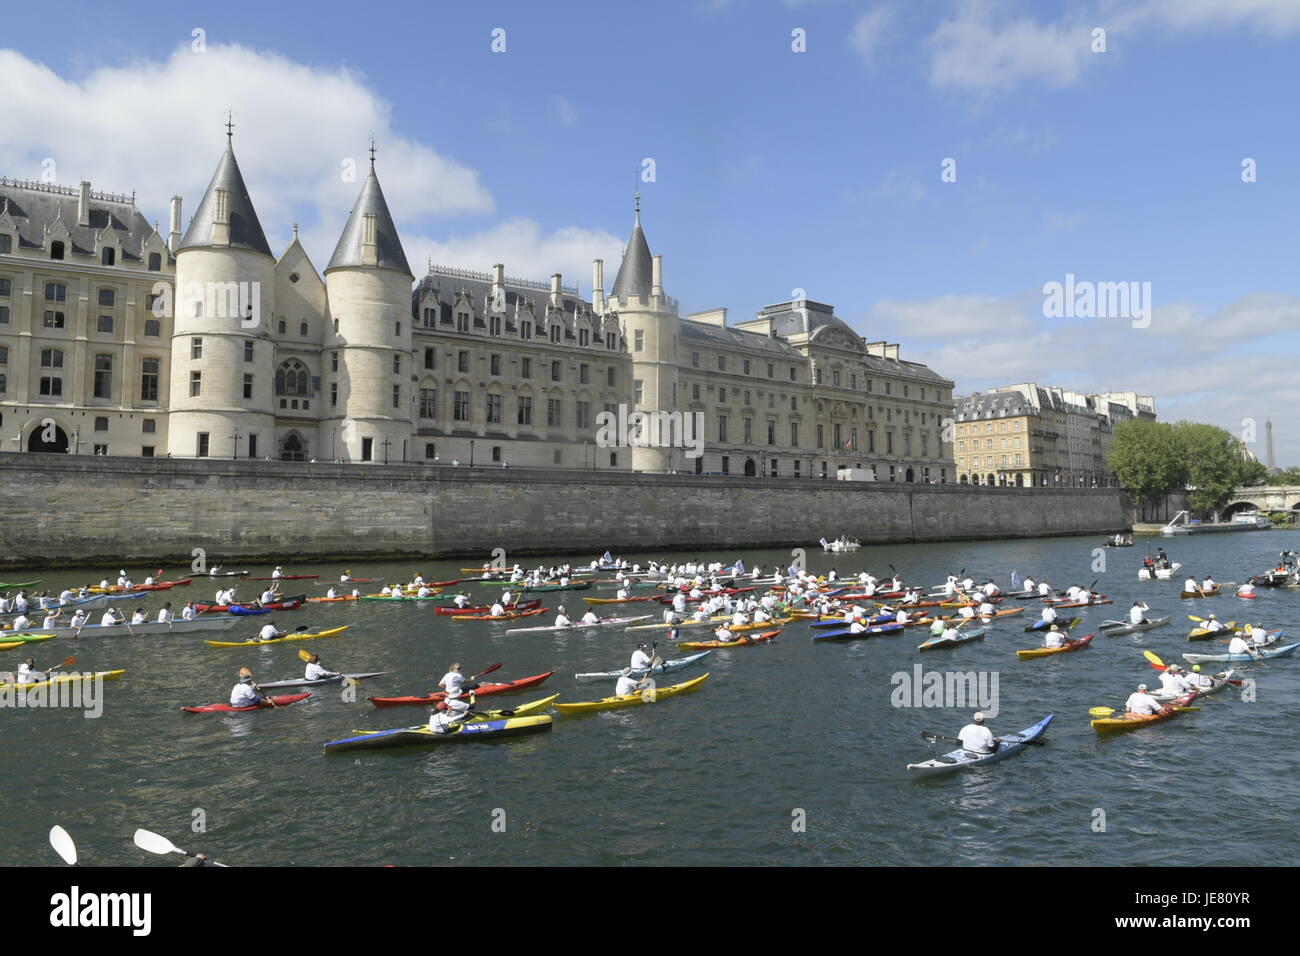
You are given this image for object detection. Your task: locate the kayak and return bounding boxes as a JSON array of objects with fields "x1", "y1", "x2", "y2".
[
  {"x1": 1187, "y1": 624, "x2": 1250, "y2": 642},
  {"x1": 552, "y1": 672, "x2": 709, "y2": 714},
  {"x1": 204, "y1": 625, "x2": 350, "y2": 648},
  {"x1": 1091, "y1": 692, "x2": 1196, "y2": 735},
  {"x1": 244, "y1": 575, "x2": 319, "y2": 581},
  {"x1": 506, "y1": 615, "x2": 651, "y2": 634},
  {"x1": 450, "y1": 608, "x2": 546, "y2": 622},
  {"x1": 811, "y1": 623, "x2": 905, "y2": 642},
  {"x1": 917, "y1": 628, "x2": 987, "y2": 652},
  {"x1": 347, "y1": 694, "x2": 556, "y2": 736},
  {"x1": 358, "y1": 592, "x2": 449, "y2": 602},
  {"x1": 1152, "y1": 671, "x2": 1234, "y2": 702},
  {"x1": 306, "y1": 596, "x2": 360, "y2": 603},
  {"x1": 574, "y1": 651, "x2": 713, "y2": 682},
  {"x1": 0, "y1": 669, "x2": 124, "y2": 692},
  {"x1": 907, "y1": 714, "x2": 1054, "y2": 776},
  {"x1": 313, "y1": 578, "x2": 382, "y2": 585},
  {"x1": 582, "y1": 596, "x2": 653, "y2": 605},
  {"x1": 678, "y1": 628, "x2": 780, "y2": 650},
  {"x1": 0, "y1": 642, "x2": 21, "y2": 651},
  {"x1": 367, "y1": 671, "x2": 554, "y2": 709},
  {"x1": 182, "y1": 692, "x2": 312, "y2": 713},
  {"x1": 88, "y1": 578, "x2": 192, "y2": 593},
  {"x1": 434, "y1": 600, "x2": 541, "y2": 616},
  {"x1": 1179, "y1": 586, "x2": 1221, "y2": 599},
  {"x1": 1184, "y1": 642, "x2": 1298, "y2": 664},
  {"x1": 522, "y1": 581, "x2": 593, "y2": 593},
  {"x1": 1023, "y1": 617, "x2": 1081, "y2": 632},
  {"x1": 810, "y1": 614, "x2": 895, "y2": 630},
  {"x1": 0, "y1": 580, "x2": 41, "y2": 588},
  {"x1": 1049, "y1": 596, "x2": 1112, "y2": 609},
  {"x1": 324, "y1": 711, "x2": 554, "y2": 753},
  {"x1": 257, "y1": 671, "x2": 389, "y2": 690},
  {"x1": 0, "y1": 633, "x2": 59, "y2": 644},
  {"x1": 195, "y1": 594, "x2": 306, "y2": 613},
  {"x1": 1016, "y1": 633, "x2": 1094, "y2": 659},
  {"x1": 1098, "y1": 616, "x2": 1170, "y2": 636}
]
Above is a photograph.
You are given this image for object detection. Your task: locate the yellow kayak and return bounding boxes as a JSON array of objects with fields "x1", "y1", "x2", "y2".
[
  {"x1": 0, "y1": 669, "x2": 125, "y2": 691},
  {"x1": 205, "y1": 625, "x2": 350, "y2": 648},
  {"x1": 0, "y1": 642, "x2": 23, "y2": 651},
  {"x1": 553, "y1": 673, "x2": 709, "y2": 714}
]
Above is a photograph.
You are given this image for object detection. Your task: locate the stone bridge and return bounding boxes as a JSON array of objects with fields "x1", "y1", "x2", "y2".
[{"x1": 1223, "y1": 486, "x2": 1300, "y2": 515}]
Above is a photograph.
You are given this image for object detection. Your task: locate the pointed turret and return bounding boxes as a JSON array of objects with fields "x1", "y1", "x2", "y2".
[
  {"x1": 611, "y1": 195, "x2": 652, "y2": 300},
  {"x1": 326, "y1": 150, "x2": 411, "y2": 276},
  {"x1": 179, "y1": 125, "x2": 272, "y2": 256}
]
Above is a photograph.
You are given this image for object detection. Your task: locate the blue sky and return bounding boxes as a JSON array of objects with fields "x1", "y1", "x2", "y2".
[{"x1": 4, "y1": 0, "x2": 1299, "y2": 463}]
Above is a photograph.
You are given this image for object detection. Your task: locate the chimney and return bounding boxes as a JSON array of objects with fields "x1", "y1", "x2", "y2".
[
  {"x1": 550, "y1": 273, "x2": 562, "y2": 307},
  {"x1": 360, "y1": 212, "x2": 378, "y2": 266},
  {"x1": 592, "y1": 258, "x2": 605, "y2": 312},
  {"x1": 490, "y1": 263, "x2": 505, "y2": 312},
  {"x1": 168, "y1": 195, "x2": 183, "y2": 253},
  {"x1": 211, "y1": 187, "x2": 230, "y2": 245},
  {"x1": 77, "y1": 181, "x2": 91, "y2": 227},
  {"x1": 651, "y1": 255, "x2": 663, "y2": 298}
]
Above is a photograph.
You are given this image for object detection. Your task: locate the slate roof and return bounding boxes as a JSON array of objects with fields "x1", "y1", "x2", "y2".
[
  {"x1": 611, "y1": 211, "x2": 652, "y2": 299},
  {"x1": 0, "y1": 179, "x2": 167, "y2": 264},
  {"x1": 326, "y1": 163, "x2": 411, "y2": 276},
  {"x1": 178, "y1": 139, "x2": 272, "y2": 256}
]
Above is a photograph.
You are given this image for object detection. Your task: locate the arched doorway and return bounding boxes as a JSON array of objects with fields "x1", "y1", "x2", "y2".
[
  {"x1": 280, "y1": 432, "x2": 307, "y2": 462},
  {"x1": 27, "y1": 422, "x2": 69, "y2": 453},
  {"x1": 744, "y1": 458, "x2": 756, "y2": 477},
  {"x1": 960, "y1": 474, "x2": 968, "y2": 484},
  {"x1": 1015, "y1": 473, "x2": 1024, "y2": 487},
  {"x1": 986, "y1": 473, "x2": 995, "y2": 486},
  {"x1": 905, "y1": 467, "x2": 914, "y2": 482}
]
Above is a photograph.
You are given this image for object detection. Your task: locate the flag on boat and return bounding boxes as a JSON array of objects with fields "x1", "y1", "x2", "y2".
[
  {"x1": 732, "y1": 559, "x2": 745, "y2": 574},
  {"x1": 787, "y1": 562, "x2": 800, "y2": 577},
  {"x1": 819, "y1": 537, "x2": 830, "y2": 550},
  {"x1": 601, "y1": 550, "x2": 613, "y2": 564},
  {"x1": 1010, "y1": 570, "x2": 1020, "y2": 588}
]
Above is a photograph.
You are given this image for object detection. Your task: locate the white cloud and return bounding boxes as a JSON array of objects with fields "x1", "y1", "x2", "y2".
[
  {"x1": 853, "y1": 169, "x2": 927, "y2": 202},
  {"x1": 927, "y1": 3, "x2": 1095, "y2": 93},
  {"x1": 554, "y1": 96, "x2": 578, "y2": 128},
  {"x1": 411, "y1": 218, "x2": 625, "y2": 291},
  {"x1": 849, "y1": 6, "x2": 895, "y2": 67},
  {"x1": 1119, "y1": 0, "x2": 1300, "y2": 33}
]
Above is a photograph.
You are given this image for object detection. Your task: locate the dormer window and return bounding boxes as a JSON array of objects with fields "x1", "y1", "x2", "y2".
[
  {"x1": 101, "y1": 247, "x2": 116, "y2": 266},
  {"x1": 50, "y1": 241, "x2": 65, "y2": 260},
  {"x1": 148, "y1": 252, "x2": 161, "y2": 271}
]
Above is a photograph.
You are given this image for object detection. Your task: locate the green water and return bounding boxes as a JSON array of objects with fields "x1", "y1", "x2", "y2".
[{"x1": 3, "y1": 530, "x2": 1297, "y2": 866}]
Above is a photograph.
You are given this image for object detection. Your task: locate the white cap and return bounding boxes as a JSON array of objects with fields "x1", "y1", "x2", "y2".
[{"x1": 973, "y1": 712, "x2": 986, "y2": 723}]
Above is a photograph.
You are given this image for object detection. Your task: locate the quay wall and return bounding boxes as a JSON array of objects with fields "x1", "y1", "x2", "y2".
[{"x1": 0, "y1": 454, "x2": 1133, "y2": 568}]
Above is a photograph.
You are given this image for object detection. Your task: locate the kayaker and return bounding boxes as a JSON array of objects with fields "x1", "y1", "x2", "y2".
[
  {"x1": 1183, "y1": 576, "x2": 1198, "y2": 593},
  {"x1": 100, "y1": 608, "x2": 125, "y2": 627},
  {"x1": 714, "y1": 624, "x2": 734, "y2": 642},
  {"x1": 615, "y1": 667, "x2": 649, "y2": 697},
  {"x1": 17, "y1": 658, "x2": 46, "y2": 684},
  {"x1": 41, "y1": 610, "x2": 62, "y2": 630},
  {"x1": 929, "y1": 617, "x2": 946, "y2": 637},
  {"x1": 1227, "y1": 632, "x2": 1261, "y2": 660},
  {"x1": 1128, "y1": 601, "x2": 1149, "y2": 626},
  {"x1": 1037, "y1": 580, "x2": 1052, "y2": 597},
  {"x1": 1186, "y1": 665, "x2": 1214, "y2": 690},
  {"x1": 1043, "y1": 624, "x2": 1065, "y2": 649},
  {"x1": 1040, "y1": 605, "x2": 1058, "y2": 625},
  {"x1": 1237, "y1": 583, "x2": 1256, "y2": 598},
  {"x1": 416, "y1": 585, "x2": 433, "y2": 598},
  {"x1": 451, "y1": 592, "x2": 471, "y2": 608},
  {"x1": 438, "y1": 662, "x2": 466, "y2": 700},
  {"x1": 69, "y1": 609, "x2": 89, "y2": 629},
  {"x1": 630, "y1": 643, "x2": 655, "y2": 671},
  {"x1": 272, "y1": 566, "x2": 284, "y2": 580},
  {"x1": 58, "y1": 587, "x2": 75, "y2": 605},
  {"x1": 1159, "y1": 664, "x2": 1192, "y2": 696},
  {"x1": 181, "y1": 602, "x2": 197, "y2": 621},
  {"x1": 1124, "y1": 684, "x2": 1168, "y2": 716},
  {"x1": 1247, "y1": 623, "x2": 1273, "y2": 646},
  {"x1": 895, "y1": 607, "x2": 911, "y2": 626},
  {"x1": 259, "y1": 587, "x2": 278, "y2": 605},
  {"x1": 230, "y1": 668, "x2": 265, "y2": 708},
  {"x1": 10, "y1": 612, "x2": 32, "y2": 631},
  {"x1": 130, "y1": 607, "x2": 147, "y2": 625},
  {"x1": 326, "y1": 586, "x2": 339, "y2": 599},
  {"x1": 340, "y1": 570, "x2": 352, "y2": 582},
  {"x1": 957, "y1": 713, "x2": 997, "y2": 755},
  {"x1": 976, "y1": 599, "x2": 995, "y2": 618},
  {"x1": 256, "y1": 621, "x2": 285, "y2": 642},
  {"x1": 1022, "y1": 577, "x2": 1036, "y2": 594},
  {"x1": 1202, "y1": 575, "x2": 1216, "y2": 591},
  {"x1": 580, "y1": 609, "x2": 601, "y2": 626},
  {"x1": 1203, "y1": 614, "x2": 1225, "y2": 633},
  {"x1": 304, "y1": 653, "x2": 339, "y2": 682},
  {"x1": 411, "y1": 573, "x2": 425, "y2": 587},
  {"x1": 488, "y1": 601, "x2": 506, "y2": 616},
  {"x1": 554, "y1": 606, "x2": 572, "y2": 628}
]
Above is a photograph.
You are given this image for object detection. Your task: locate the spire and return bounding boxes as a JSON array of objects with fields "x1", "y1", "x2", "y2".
[
  {"x1": 178, "y1": 125, "x2": 273, "y2": 256},
  {"x1": 326, "y1": 152, "x2": 411, "y2": 276},
  {"x1": 611, "y1": 192, "x2": 653, "y2": 300}
]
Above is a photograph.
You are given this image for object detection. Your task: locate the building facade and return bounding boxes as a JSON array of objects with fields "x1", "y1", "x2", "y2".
[
  {"x1": 1, "y1": 133, "x2": 955, "y2": 479},
  {"x1": 953, "y1": 383, "x2": 1157, "y2": 487}
]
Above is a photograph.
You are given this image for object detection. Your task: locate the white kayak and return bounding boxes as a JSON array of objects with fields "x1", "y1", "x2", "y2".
[
  {"x1": 3, "y1": 594, "x2": 111, "y2": 616},
  {"x1": 907, "y1": 714, "x2": 1054, "y2": 776},
  {"x1": 1138, "y1": 562, "x2": 1182, "y2": 581},
  {"x1": 505, "y1": 615, "x2": 651, "y2": 634},
  {"x1": 1098, "y1": 616, "x2": 1171, "y2": 635},
  {"x1": 257, "y1": 671, "x2": 388, "y2": 690},
  {"x1": 7, "y1": 616, "x2": 243, "y2": 637},
  {"x1": 573, "y1": 651, "x2": 712, "y2": 682}
]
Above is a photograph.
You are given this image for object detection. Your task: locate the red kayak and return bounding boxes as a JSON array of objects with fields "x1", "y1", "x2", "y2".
[
  {"x1": 194, "y1": 594, "x2": 306, "y2": 613},
  {"x1": 181, "y1": 692, "x2": 312, "y2": 713},
  {"x1": 433, "y1": 599, "x2": 542, "y2": 616},
  {"x1": 244, "y1": 575, "x2": 320, "y2": 581},
  {"x1": 367, "y1": 671, "x2": 553, "y2": 710},
  {"x1": 135, "y1": 578, "x2": 193, "y2": 591}
]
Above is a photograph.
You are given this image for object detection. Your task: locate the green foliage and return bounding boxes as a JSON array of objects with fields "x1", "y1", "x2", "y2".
[
  {"x1": 1107, "y1": 420, "x2": 1186, "y2": 507},
  {"x1": 1271, "y1": 466, "x2": 1300, "y2": 485},
  {"x1": 1173, "y1": 421, "x2": 1248, "y2": 514}
]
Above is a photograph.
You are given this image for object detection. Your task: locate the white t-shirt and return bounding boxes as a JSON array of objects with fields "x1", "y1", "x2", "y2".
[
  {"x1": 258, "y1": 623, "x2": 278, "y2": 641},
  {"x1": 230, "y1": 683, "x2": 261, "y2": 707},
  {"x1": 1228, "y1": 636, "x2": 1252, "y2": 655},
  {"x1": 1129, "y1": 605, "x2": 1147, "y2": 624},
  {"x1": 580, "y1": 612, "x2": 600, "y2": 625},
  {"x1": 1125, "y1": 692, "x2": 1162, "y2": 716},
  {"x1": 630, "y1": 650, "x2": 653, "y2": 670},
  {"x1": 615, "y1": 675, "x2": 640, "y2": 696},
  {"x1": 304, "y1": 662, "x2": 334, "y2": 681},
  {"x1": 440, "y1": 670, "x2": 465, "y2": 698},
  {"x1": 958, "y1": 724, "x2": 996, "y2": 753},
  {"x1": 1045, "y1": 630, "x2": 1064, "y2": 648}
]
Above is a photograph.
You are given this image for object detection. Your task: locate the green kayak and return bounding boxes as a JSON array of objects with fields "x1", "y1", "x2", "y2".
[
  {"x1": 0, "y1": 580, "x2": 42, "y2": 589},
  {"x1": 0, "y1": 633, "x2": 58, "y2": 644}
]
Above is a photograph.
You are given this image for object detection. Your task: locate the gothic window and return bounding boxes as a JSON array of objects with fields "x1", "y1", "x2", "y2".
[{"x1": 275, "y1": 359, "x2": 311, "y2": 396}]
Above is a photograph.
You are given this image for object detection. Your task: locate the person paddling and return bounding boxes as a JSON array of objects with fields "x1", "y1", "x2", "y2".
[
  {"x1": 304, "y1": 653, "x2": 339, "y2": 682},
  {"x1": 16, "y1": 658, "x2": 47, "y2": 684},
  {"x1": 615, "y1": 667, "x2": 650, "y2": 698},
  {"x1": 630, "y1": 642, "x2": 656, "y2": 673},
  {"x1": 230, "y1": 668, "x2": 265, "y2": 708},
  {"x1": 1124, "y1": 683, "x2": 1169, "y2": 717},
  {"x1": 957, "y1": 712, "x2": 997, "y2": 755},
  {"x1": 1128, "y1": 601, "x2": 1149, "y2": 626},
  {"x1": 1227, "y1": 632, "x2": 1262, "y2": 661},
  {"x1": 256, "y1": 620, "x2": 286, "y2": 643},
  {"x1": 1043, "y1": 623, "x2": 1065, "y2": 649}
]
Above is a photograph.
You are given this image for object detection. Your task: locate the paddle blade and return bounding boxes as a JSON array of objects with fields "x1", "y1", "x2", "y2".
[
  {"x1": 133, "y1": 828, "x2": 181, "y2": 856},
  {"x1": 920, "y1": 731, "x2": 940, "y2": 743},
  {"x1": 1143, "y1": 650, "x2": 1166, "y2": 669},
  {"x1": 297, "y1": 649, "x2": 313, "y2": 662},
  {"x1": 478, "y1": 662, "x2": 503, "y2": 677},
  {"x1": 1188, "y1": 614, "x2": 1204, "y2": 622},
  {"x1": 49, "y1": 825, "x2": 77, "y2": 865},
  {"x1": 1089, "y1": 706, "x2": 1116, "y2": 717}
]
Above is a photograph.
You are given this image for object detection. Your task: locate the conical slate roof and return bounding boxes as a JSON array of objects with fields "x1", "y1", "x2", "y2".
[
  {"x1": 179, "y1": 138, "x2": 272, "y2": 256},
  {"x1": 326, "y1": 164, "x2": 411, "y2": 276},
  {"x1": 611, "y1": 209, "x2": 652, "y2": 299}
]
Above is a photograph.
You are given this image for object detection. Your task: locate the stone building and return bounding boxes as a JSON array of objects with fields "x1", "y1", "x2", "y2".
[
  {"x1": 1, "y1": 130, "x2": 955, "y2": 479},
  {"x1": 953, "y1": 383, "x2": 1157, "y2": 487}
]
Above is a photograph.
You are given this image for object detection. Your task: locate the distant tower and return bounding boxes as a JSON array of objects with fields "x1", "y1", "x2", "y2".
[
  {"x1": 1266, "y1": 419, "x2": 1276, "y2": 471},
  {"x1": 166, "y1": 121, "x2": 276, "y2": 459},
  {"x1": 606, "y1": 191, "x2": 679, "y2": 471},
  {"x1": 322, "y1": 143, "x2": 413, "y2": 463}
]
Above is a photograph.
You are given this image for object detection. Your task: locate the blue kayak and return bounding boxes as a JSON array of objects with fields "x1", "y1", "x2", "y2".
[
  {"x1": 907, "y1": 714, "x2": 1054, "y2": 776},
  {"x1": 811, "y1": 622, "x2": 905, "y2": 642},
  {"x1": 1024, "y1": 617, "x2": 1080, "y2": 632},
  {"x1": 230, "y1": 605, "x2": 271, "y2": 616}
]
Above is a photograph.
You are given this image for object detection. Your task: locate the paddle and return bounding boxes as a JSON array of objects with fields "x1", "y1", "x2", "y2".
[
  {"x1": 49, "y1": 825, "x2": 77, "y2": 865},
  {"x1": 920, "y1": 731, "x2": 1044, "y2": 747},
  {"x1": 132, "y1": 828, "x2": 228, "y2": 867},
  {"x1": 1090, "y1": 705, "x2": 1200, "y2": 716}
]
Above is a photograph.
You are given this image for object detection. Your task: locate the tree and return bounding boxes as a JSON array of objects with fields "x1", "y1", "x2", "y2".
[
  {"x1": 1236, "y1": 459, "x2": 1270, "y2": 487},
  {"x1": 1107, "y1": 420, "x2": 1186, "y2": 519},
  {"x1": 1271, "y1": 466, "x2": 1300, "y2": 485},
  {"x1": 1173, "y1": 422, "x2": 1248, "y2": 516}
]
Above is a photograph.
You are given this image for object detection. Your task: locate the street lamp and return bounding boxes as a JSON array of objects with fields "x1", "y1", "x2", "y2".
[
  {"x1": 469, "y1": 440, "x2": 475, "y2": 467},
  {"x1": 230, "y1": 429, "x2": 241, "y2": 460},
  {"x1": 381, "y1": 437, "x2": 392, "y2": 465}
]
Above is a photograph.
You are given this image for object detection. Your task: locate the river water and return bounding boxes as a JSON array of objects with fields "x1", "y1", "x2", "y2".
[{"x1": 3, "y1": 530, "x2": 1297, "y2": 867}]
